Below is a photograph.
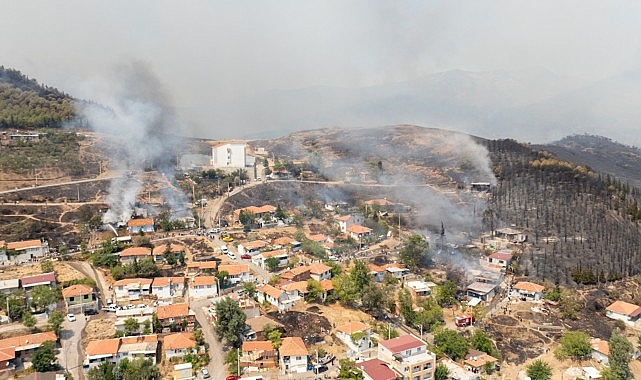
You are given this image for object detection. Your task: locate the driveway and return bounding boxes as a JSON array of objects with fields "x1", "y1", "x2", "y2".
[
  {"x1": 58, "y1": 314, "x2": 88, "y2": 380},
  {"x1": 191, "y1": 299, "x2": 226, "y2": 380}
]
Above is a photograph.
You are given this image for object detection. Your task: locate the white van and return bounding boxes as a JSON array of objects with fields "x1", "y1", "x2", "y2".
[{"x1": 220, "y1": 245, "x2": 229, "y2": 254}]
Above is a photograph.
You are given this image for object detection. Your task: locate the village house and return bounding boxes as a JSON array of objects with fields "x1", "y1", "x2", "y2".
[
  {"x1": 151, "y1": 277, "x2": 185, "y2": 300},
  {"x1": 369, "y1": 264, "x2": 387, "y2": 283},
  {"x1": 0, "y1": 347, "x2": 15, "y2": 380},
  {"x1": 164, "y1": 332, "x2": 197, "y2": 361},
  {"x1": 0, "y1": 331, "x2": 56, "y2": 364},
  {"x1": 605, "y1": 300, "x2": 641, "y2": 326},
  {"x1": 252, "y1": 249, "x2": 289, "y2": 270},
  {"x1": 186, "y1": 261, "x2": 217, "y2": 276},
  {"x1": 280, "y1": 266, "x2": 310, "y2": 282},
  {"x1": 127, "y1": 218, "x2": 155, "y2": 235},
  {"x1": 211, "y1": 142, "x2": 247, "y2": 168},
  {"x1": 256, "y1": 284, "x2": 297, "y2": 312},
  {"x1": 336, "y1": 214, "x2": 364, "y2": 233},
  {"x1": 406, "y1": 280, "x2": 437, "y2": 298},
  {"x1": 486, "y1": 250, "x2": 514, "y2": 269},
  {"x1": 335, "y1": 321, "x2": 372, "y2": 356},
  {"x1": 590, "y1": 338, "x2": 609, "y2": 365},
  {"x1": 217, "y1": 264, "x2": 253, "y2": 285},
  {"x1": 84, "y1": 335, "x2": 159, "y2": 369},
  {"x1": 358, "y1": 358, "x2": 398, "y2": 380},
  {"x1": 62, "y1": 284, "x2": 98, "y2": 313},
  {"x1": 4, "y1": 239, "x2": 49, "y2": 262},
  {"x1": 271, "y1": 236, "x2": 296, "y2": 249},
  {"x1": 464, "y1": 349, "x2": 498, "y2": 374},
  {"x1": 119, "y1": 247, "x2": 152, "y2": 265},
  {"x1": 189, "y1": 276, "x2": 218, "y2": 299},
  {"x1": 347, "y1": 224, "x2": 372, "y2": 241},
  {"x1": 280, "y1": 281, "x2": 308, "y2": 301},
  {"x1": 437, "y1": 358, "x2": 479, "y2": 380},
  {"x1": 21, "y1": 272, "x2": 56, "y2": 292},
  {"x1": 377, "y1": 335, "x2": 436, "y2": 380},
  {"x1": 233, "y1": 205, "x2": 277, "y2": 224},
  {"x1": 0, "y1": 279, "x2": 19, "y2": 295},
  {"x1": 385, "y1": 264, "x2": 409, "y2": 280},
  {"x1": 319, "y1": 280, "x2": 334, "y2": 302},
  {"x1": 279, "y1": 336, "x2": 309, "y2": 374},
  {"x1": 173, "y1": 363, "x2": 195, "y2": 380},
  {"x1": 156, "y1": 303, "x2": 196, "y2": 331},
  {"x1": 241, "y1": 340, "x2": 278, "y2": 372},
  {"x1": 151, "y1": 243, "x2": 185, "y2": 263},
  {"x1": 114, "y1": 278, "x2": 153, "y2": 301},
  {"x1": 237, "y1": 240, "x2": 269, "y2": 257},
  {"x1": 494, "y1": 227, "x2": 527, "y2": 243},
  {"x1": 466, "y1": 282, "x2": 498, "y2": 302},
  {"x1": 308, "y1": 263, "x2": 333, "y2": 281},
  {"x1": 512, "y1": 281, "x2": 545, "y2": 301}
]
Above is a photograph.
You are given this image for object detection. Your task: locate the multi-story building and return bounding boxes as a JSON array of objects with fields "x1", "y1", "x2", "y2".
[
  {"x1": 84, "y1": 335, "x2": 158, "y2": 370},
  {"x1": 279, "y1": 337, "x2": 308, "y2": 374},
  {"x1": 377, "y1": 335, "x2": 435, "y2": 380}
]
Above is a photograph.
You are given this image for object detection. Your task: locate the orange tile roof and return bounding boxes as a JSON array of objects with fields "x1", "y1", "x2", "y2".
[
  {"x1": 280, "y1": 281, "x2": 308, "y2": 293},
  {"x1": 464, "y1": 352, "x2": 498, "y2": 368},
  {"x1": 7, "y1": 240, "x2": 42, "y2": 250},
  {"x1": 0, "y1": 347, "x2": 14, "y2": 361},
  {"x1": 337, "y1": 215, "x2": 352, "y2": 222},
  {"x1": 187, "y1": 261, "x2": 218, "y2": 270},
  {"x1": 127, "y1": 218, "x2": 154, "y2": 227},
  {"x1": 191, "y1": 276, "x2": 217, "y2": 287},
  {"x1": 272, "y1": 236, "x2": 295, "y2": 246},
  {"x1": 258, "y1": 284, "x2": 283, "y2": 300},
  {"x1": 218, "y1": 264, "x2": 250, "y2": 276},
  {"x1": 261, "y1": 249, "x2": 287, "y2": 258},
  {"x1": 242, "y1": 340, "x2": 274, "y2": 353},
  {"x1": 280, "y1": 266, "x2": 310, "y2": 279},
  {"x1": 308, "y1": 263, "x2": 332, "y2": 275},
  {"x1": 513, "y1": 281, "x2": 545, "y2": 293},
  {"x1": 85, "y1": 338, "x2": 120, "y2": 356},
  {"x1": 62, "y1": 284, "x2": 94, "y2": 298},
  {"x1": 119, "y1": 247, "x2": 152, "y2": 257},
  {"x1": 364, "y1": 199, "x2": 394, "y2": 206},
  {"x1": 152, "y1": 277, "x2": 184, "y2": 287},
  {"x1": 369, "y1": 264, "x2": 386, "y2": 273},
  {"x1": 152, "y1": 243, "x2": 185, "y2": 255},
  {"x1": 347, "y1": 224, "x2": 372, "y2": 234},
  {"x1": 308, "y1": 234, "x2": 326, "y2": 242},
  {"x1": 591, "y1": 338, "x2": 610, "y2": 356},
  {"x1": 606, "y1": 300, "x2": 641, "y2": 317},
  {"x1": 0, "y1": 331, "x2": 57, "y2": 351},
  {"x1": 113, "y1": 278, "x2": 153, "y2": 287},
  {"x1": 320, "y1": 279, "x2": 334, "y2": 291},
  {"x1": 120, "y1": 334, "x2": 158, "y2": 345},
  {"x1": 242, "y1": 240, "x2": 268, "y2": 250},
  {"x1": 336, "y1": 321, "x2": 370, "y2": 335},
  {"x1": 157, "y1": 303, "x2": 190, "y2": 320},
  {"x1": 164, "y1": 333, "x2": 196, "y2": 351},
  {"x1": 279, "y1": 337, "x2": 308, "y2": 357}
]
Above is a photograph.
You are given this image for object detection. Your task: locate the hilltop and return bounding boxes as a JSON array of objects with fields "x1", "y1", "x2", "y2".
[{"x1": 0, "y1": 66, "x2": 75, "y2": 129}]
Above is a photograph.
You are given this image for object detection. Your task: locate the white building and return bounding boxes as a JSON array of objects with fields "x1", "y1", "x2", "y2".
[
  {"x1": 377, "y1": 335, "x2": 436, "y2": 380},
  {"x1": 211, "y1": 142, "x2": 247, "y2": 168},
  {"x1": 279, "y1": 337, "x2": 308, "y2": 374},
  {"x1": 252, "y1": 249, "x2": 289, "y2": 270},
  {"x1": 217, "y1": 264, "x2": 253, "y2": 285},
  {"x1": 113, "y1": 278, "x2": 153, "y2": 301},
  {"x1": 84, "y1": 335, "x2": 158, "y2": 370},
  {"x1": 256, "y1": 284, "x2": 297, "y2": 312},
  {"x1": 5, "y1": 239, "x2": 49, "y2": 262},
  {"x1": 189, "y1": 276, "x2": 218, "y2": 299},
  {"x1": 605, "y1": 300, "x2": 641, "y2": 326},
  {"x1": 151, "y1": 277, "x2": 185, "y2": 300},
  {"x1": 335, "y1": 322, "x2": 372, "y2": 356}
]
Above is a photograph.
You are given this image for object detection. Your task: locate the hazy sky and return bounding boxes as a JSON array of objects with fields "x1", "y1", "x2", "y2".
[{"x1": 1, "y1": 1, "x2": 640, "y2": 141}]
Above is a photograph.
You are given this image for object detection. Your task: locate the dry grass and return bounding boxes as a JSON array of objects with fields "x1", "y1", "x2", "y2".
[
  {"x1": 84, "y1": 317, "x2": 115, "y2": 341},
  {"x1": 0, "y1": 261, "x2": 85, "y2": 283}
]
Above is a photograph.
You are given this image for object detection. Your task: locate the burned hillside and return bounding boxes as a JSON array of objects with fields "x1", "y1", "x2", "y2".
[{"x1": 486, "y1": 139, "x2": 641, "y2": 284}]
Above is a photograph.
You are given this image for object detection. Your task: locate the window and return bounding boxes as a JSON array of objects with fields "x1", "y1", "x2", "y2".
[
  {"x1": 423, "y1": 363, "x2": 432, "y2": 370},
  {"x1": 84, "y1": 294, "x2": 89, "y2": 299},
  {"x1": 413, "y1": 365, "x2": 420, "y2": 372},
  {"x1": 423, "y1": 373, "x2": 431, "y2": 379}
]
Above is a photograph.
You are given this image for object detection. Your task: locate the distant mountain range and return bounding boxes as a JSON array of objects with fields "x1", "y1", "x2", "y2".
[{"x1": 242, "y1": 67, "x2": 641, "y2": 147}]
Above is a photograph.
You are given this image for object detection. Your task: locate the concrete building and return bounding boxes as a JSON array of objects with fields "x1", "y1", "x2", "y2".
[
  {"x1": 211, "y1": 142, "x2": 247, "y2": 168},
  {"x1": 279, "y1": 337, "x2": 308, "y2": 374},
  {"x1": 377, "y1": 335, "x2": 435, "y2": 380}
]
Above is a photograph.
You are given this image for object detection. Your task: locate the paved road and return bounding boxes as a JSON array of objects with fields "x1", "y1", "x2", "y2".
[
  {"x1": 191, "y1": 299, "x2": 226, "y2": 380},
  {"x1": 59, "y1": 314, "x2": 87, "y2": 380}
]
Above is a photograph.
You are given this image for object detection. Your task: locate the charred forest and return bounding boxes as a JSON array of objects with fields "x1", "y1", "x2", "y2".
[{"x1": 485, "y1": 138, "x2": 641, "y2": 285}]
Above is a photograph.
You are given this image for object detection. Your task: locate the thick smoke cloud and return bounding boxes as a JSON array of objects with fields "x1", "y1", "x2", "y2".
[{"x1": 76, "y1": 62, "x2": 187, "y2": 223}]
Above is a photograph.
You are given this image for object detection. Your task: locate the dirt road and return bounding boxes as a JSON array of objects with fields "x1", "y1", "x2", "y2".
[
  {"x1": 59, "y1": 314, "x2": 87, "y2": 380},
  {"x1": 68, "y1": 261, "x2": 110, "y2": 302}
]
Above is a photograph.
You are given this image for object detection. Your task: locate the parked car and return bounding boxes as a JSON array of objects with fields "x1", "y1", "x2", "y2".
[
  {"x1": 227, "y1": 252, "x2": 237, "y2": 260},
  {"x1": 84, "y1": 309, "x2": 98, "y2": 316},
  {"x1": 66, "y1": 314, "x2": 76, "y2": 322},
  {"x1": 241, "y1": 253, "x2": 251, "y2": 259},
  {"x1": 220, "y1": 245, "x2": 229, "y2": 254},
  {"x1": 222, "y1": 235, "x2": 234, "y2": 242},
  {"x1": 224, "y1": 375, "x2": 240, "y2": 380},
  {"x1": 201, "y1": 368, "x2": 210, "y2": 379},
  {"x1": 127, "y1": 304, "x2": 136, "y2": 310},
  {"x1": 138, "y1": 304, "x2": 147, "y2": 309}
]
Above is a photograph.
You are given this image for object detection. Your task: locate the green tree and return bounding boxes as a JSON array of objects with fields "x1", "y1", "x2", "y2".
[
  {"x1": 361, "y1": 283, "x2": 387, "y2": 317},
  {"x1": 123, "y1": 317, "x2": 140, "y2": 336},
  {"x1": 7, "y1": 295, "x2": 25, "y2": 321},
  {"x1": 47, "y1": 310, "x2": 65, "y2": 337},
  {"x1": 242, "y1": 281, "x2": 257, "y2": 298},
  {"x1": 117, "y1": 358, "x2": 160, "y2": 380},
  {"x1": 238, "y1": 210, "x2": 255, "y2": 227},
  {"x1": 435, "y1": 363, "x2": 449, "y2": 380},
  {"x1": 606, "y1": 328, "x2": 633, "y2": 380},
  {"x1": 225, "y1": 349, "x2": 240, "y2": 376},
  {"x1": 142, "y1": 319, "x2": 151, "y2": 335},
  {"x1": 265, "y1": 257, "x2": 280, "y2": 272},
  {"x1": 434, "y1": 280, "x2": 457, "y2": 307},
  {"x1": 214, "y1": 297, "x2": 247, "y2": 348},
  {"x1": 22, "y1": 310, "x2": 36, "y2": 328},
  {"x1": 152, "y1": 313, "x2": 162, "y2": 333},
  {"x1": 87, "y1": 361, "x2": 116, "y2": 380},
  {"x1": 41, "y1": 260, "x2": 54, "y2": 273},
  {"x1": 31, "y1": 285, "x2": 61, "y2": 313},
  {"x1": 263, "y1": 323, "x2": 282, "y2": 349},
  {"x1": 414, "y1": 298, "x2": 444, "y2": 333},
  {"x1": 32, "y1": 340, "x2": 58, "y2": 372},
  {"x1": 470, "y1": 330, "x2": 499, "y2": 358},
  {"x1": 434, "y1": 329, "x2": 469, "y2": 360},
  {"x1": 275, "y1": 205, "x2": 288, "y2": 220},
  {"x1": 399, "y1": 233, "x2": 429, "y2": 269},
  {"x1": 526, "y1": 359, "x2": 552, "y2": 380},
  {"x1": 338, "y1": 358, "x2": 364, "y2": 379},
  {"x1": 306, "y1": 278, "x2": 323, "y2": 302},
  {"x1": 398, "y1": 288, "x2": 415, "y2": 324},
  {"x1": 554, "y1": 330, "x2": 591, "y2": 361}
]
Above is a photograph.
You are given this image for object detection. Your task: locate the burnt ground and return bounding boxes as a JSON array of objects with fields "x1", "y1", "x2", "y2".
[{"x1": 267, "y1": 310, "x2": 332, "y2": 346}]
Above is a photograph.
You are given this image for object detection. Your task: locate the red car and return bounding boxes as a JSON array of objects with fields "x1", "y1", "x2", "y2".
[
  {"x1": 241, "y1": 253, "x2": 251, "y2": 259},
  {"x1": 225, "y1": 376, "x2": 240, "y2": 380}
]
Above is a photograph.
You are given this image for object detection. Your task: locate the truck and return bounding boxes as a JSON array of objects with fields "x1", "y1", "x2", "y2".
[{"x1": 455, "y1": 314, "x2": 475, "y2": 327}]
